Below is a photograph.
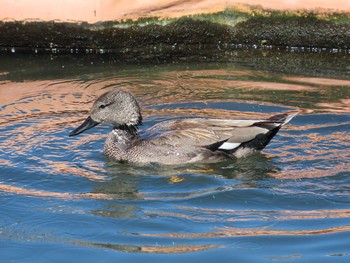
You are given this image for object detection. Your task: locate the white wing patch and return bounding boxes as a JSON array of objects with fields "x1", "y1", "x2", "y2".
[{"x1": 218, "y1": 142, "x2": 241, "y2": 150}]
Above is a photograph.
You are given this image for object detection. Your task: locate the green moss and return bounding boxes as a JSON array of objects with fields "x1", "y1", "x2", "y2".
[
  {"x1": 1, "y1": 6, "x2": 350, "y2": 59},
  {"x1": 186, "y1": 8, "x2": 250, "y2": 27},
  {"x1": 115, "y1": 7, "x2": 350, "y2": 28}
]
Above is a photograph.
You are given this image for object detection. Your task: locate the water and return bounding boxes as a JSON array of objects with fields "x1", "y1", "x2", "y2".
[{"x1": 0, "y1": 52, "x2": 349, "y2": 262}]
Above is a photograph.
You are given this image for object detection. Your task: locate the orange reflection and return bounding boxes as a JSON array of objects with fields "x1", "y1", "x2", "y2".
[
  {"x1": 272, "y1": 131, "x2": 350, "y2": 179},
  {"x1": 316, "y1": 99, "x2": 350, "y2": 114},
  {"x1": 272, "y1": 163, "x2": 350, "y2": 179},
  {"x1": 284, "y1": 76, "x2": 350, "y2": 87},
  {"x1": 139, "y1": 225, "x2": 350, "y2": 238},
  {"x1": 146, "y1": 207, "x2": 350, "y2": 223},
  {"x1": 0, "y1": 181, "x2": 112, "y2": 200},
  {"x1": 38, "y1": 159, "x2": 106, "y2": 181}
]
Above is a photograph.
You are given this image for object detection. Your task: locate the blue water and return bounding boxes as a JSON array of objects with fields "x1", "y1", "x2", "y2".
[{"x1": 0, "y1": 54, "x2": 350, "y2": 262}]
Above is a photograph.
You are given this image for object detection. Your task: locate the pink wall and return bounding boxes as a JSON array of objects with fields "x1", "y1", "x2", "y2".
[{"x1": 1, "y1": 0, "x2": 350, "y2": 22}]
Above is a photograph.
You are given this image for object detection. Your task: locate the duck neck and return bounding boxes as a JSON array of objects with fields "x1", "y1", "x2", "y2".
[
  {"x1": 117, "y1": 124, "x2": 138, "y2": 136},
  {"x1": 112, "y1": 124, "x2": 138, "y2": 146},
  {"x1": 104, "y1": 124, "x2": 138, "y2": 159}
]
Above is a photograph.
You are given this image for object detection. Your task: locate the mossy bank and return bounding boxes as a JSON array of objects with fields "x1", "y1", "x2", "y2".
[{"x1": 1, "y1": 7, "x2": 350, "y2": 61}]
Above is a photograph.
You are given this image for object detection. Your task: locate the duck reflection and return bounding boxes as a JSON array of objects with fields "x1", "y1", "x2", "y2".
[{"x1": 89, "y1": 153, "x2": 279, "y2": 218}]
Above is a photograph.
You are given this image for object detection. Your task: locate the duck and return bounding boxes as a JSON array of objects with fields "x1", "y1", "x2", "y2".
[{"x1": 69, "y1": 89, "x2": 297, "y2": 165}]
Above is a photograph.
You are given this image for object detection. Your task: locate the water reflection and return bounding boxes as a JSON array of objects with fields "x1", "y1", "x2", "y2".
[
  {"x1": 0, "y1": 154, "x2": 278, "y2": 202},
  {"x1": 81, "y1": 242, "x2": 218, "y2": 254},
  {"x1": 0, "y1": 182, "x2": 111, "y2": 200},
  {"x1": 283, "y1": 76, "x2": 350, "y2": 87},
  {"x1": 136, "y1": 225, "x2": 350, "y2": 238},
  {"x1": 0, "y1": 56, "x2": 349, "y2": 258}
]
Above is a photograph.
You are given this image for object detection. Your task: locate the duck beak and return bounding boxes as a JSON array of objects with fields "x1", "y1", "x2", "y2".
[{"x1": 69, "y1": 116, "x2": 99, "y2": 137}]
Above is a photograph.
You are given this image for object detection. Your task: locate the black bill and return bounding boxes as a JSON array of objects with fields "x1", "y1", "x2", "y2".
[{"x1": 69, "y1": 116, "x2": 99, "y2": 137}]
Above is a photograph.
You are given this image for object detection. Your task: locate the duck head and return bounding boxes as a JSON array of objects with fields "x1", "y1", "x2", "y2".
[{"x1": 69, "y1": 89, "x2": 142, "y2": 137}]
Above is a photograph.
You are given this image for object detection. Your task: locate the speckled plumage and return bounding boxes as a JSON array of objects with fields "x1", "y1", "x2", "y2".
[{"x1": 69, "y1": 89, "x2": 297, "y2": 165}]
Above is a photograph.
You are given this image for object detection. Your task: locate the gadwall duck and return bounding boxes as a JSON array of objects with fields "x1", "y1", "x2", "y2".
[{"x1": 69, "y1": 89, "x2": 297, "y2": 165}]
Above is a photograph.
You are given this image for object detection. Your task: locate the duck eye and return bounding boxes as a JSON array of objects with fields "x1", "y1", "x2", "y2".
[{"x1": 99, "y1": 104, "x2": 106, "y2": 109}]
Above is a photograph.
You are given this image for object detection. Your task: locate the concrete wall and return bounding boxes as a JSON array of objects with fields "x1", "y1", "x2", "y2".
[{"x1": 2, "y1": 0, "x2": 350, "y2": 23}]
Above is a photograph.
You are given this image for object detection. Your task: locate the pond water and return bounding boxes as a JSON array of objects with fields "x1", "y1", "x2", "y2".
[{"x1": 0, "y1": 52, "x2": 349, "y2": 262}]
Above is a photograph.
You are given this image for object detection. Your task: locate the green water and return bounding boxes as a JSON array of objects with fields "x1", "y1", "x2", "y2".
[{"x1": 0, "y1": 52, "x2": 349, "y2": 262}]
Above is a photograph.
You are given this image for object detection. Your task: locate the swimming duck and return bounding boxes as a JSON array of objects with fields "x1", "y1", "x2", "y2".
[{"x1": 69, "y1": 89, "x2": 297, "y2": 165}]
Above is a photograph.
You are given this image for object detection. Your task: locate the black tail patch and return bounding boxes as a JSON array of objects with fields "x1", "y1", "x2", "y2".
[
  {"x1": 230, "y1": 126, "x2": 281, "y2": 154},
  {"x1": 204, "y1": 139, "x2": 229, "y2": 152}
]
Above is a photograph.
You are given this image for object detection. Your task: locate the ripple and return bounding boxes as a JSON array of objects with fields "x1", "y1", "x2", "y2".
[
  {"x1": 284, "y1": 76, "x2": 350, "y2": 87},
  {"x1": 136, "y1": 225, "x2": 350, "y2": 239},
  {"x1": 0, "y1": 182, "x2": 112, "y2": 200},
  {"x1": 75, "y1": 241, "x2": 218, "y2": 254},
  {"x1": 1, "y1": 60, "x2": 350, "y2": 260},
  {"x1": 147, "y1": 207, "x2": 350, "y2": 223},
  {"x1": 0, "y1": 243, "x2": 39, "y2": 262}
]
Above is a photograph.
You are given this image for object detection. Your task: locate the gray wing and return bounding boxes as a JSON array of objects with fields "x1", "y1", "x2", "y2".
[{"x1": 143, "y1": 114, "x2": 294, "y2": 151}]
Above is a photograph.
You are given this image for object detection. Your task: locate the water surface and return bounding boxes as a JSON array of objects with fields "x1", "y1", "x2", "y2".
[{"x1": 0, "y1": 53, "x2": 349, "y2": 262}]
